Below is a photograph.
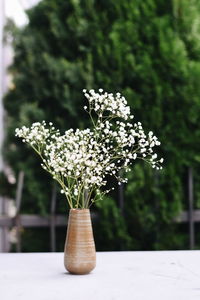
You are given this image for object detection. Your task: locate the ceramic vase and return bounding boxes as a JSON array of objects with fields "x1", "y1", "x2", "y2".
[{"x1": 64, "y1": 209, "x2": 96, "y2": 275}]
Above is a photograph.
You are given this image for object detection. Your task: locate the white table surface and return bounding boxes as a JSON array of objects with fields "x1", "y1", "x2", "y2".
[{"x1": 0, "y1": 251, "x2": 200, "y2": 300}]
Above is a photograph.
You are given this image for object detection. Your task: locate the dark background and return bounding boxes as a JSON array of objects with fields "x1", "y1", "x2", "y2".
[{"x1": 2, "y1": 0, "x2": 200, "y2": 251}]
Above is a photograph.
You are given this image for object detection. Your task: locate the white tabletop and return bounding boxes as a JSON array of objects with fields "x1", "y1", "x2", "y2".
[{"x1": 0, "y1": 251, "x2": 200, "y2": 300}]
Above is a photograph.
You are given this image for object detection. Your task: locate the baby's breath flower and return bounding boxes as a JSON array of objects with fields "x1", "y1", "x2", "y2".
[{"x1": 15, "y1": 89, "x2": 163, "y2": 208}]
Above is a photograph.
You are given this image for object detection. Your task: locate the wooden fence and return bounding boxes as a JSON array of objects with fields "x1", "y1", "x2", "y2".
[
  {"x1": 0, "y1": 168, "x2": 198, "y2": 252},
  {"x1": 0, "y1": 171, "x2": 98, "y2": 252}
]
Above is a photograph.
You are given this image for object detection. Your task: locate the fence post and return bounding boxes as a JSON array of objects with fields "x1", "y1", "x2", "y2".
[
  {"x1": 50, "y1": 183, "x2": 57, "y2": 252},
  {"x1": 118, "y1": 182, "x2": 124, "y2": 215},
  {"x1": 188, "y1": 167, "x2": 195, "y2": 249},
  {"x1": 15, "y1": 171, "x2": 24, "y2": 252},
  {"x1": 0, "y1": 196, "x2": 9, "y2": 252}
]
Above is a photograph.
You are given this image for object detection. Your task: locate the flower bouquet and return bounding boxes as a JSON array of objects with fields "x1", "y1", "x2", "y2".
[{"x1": 15, "y1": 89, "x2": 163, "y2": 274}]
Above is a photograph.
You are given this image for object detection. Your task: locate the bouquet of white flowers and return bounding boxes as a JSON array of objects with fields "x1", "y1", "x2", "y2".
[{"x1": 15, "y1": 89, "x2": 163, "y2": 209}]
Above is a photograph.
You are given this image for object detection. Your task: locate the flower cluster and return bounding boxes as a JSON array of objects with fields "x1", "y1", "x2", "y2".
[
  {"x1": 83, "y1": 89, "x2": 132, "y2": 120},
  {"x1": 15, "y1": 122, "x2": 52, "y2": 145},
  {"x1": 15, "y1": 89, "x2": 163, "y2": 208}
]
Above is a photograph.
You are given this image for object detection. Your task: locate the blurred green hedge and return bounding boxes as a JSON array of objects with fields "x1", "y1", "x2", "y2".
[{"x1": 3, "y1": 0, "x2": 200, "y2": 251}]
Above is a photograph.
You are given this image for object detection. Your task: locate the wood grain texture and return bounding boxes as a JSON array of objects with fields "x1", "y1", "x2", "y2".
[{"x1": 64, "y1": 209, "x2": 96, "y2": 275}]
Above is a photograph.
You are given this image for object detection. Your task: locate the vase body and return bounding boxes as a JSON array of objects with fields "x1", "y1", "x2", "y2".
[{"x1": 64, "y1": 209, "x2": 96, "y2": 275}]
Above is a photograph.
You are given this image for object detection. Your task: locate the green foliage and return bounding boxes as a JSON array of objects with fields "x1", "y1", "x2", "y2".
[
  {"x1": 3, "y1": 0, "x2": 200, "y2": 250},
  {"x1": 94, "y1": 196, "x2": 132, "y2": 250},
  {"x1": 0, "y1": 172, "x2": 13, "y2": 197}
]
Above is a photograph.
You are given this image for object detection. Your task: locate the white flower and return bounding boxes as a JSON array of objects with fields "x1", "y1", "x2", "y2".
[
  {"x1": 74, "y1": 189, "x2": 78, "y2": 196},
  {"x1": 15, "y1": 89, "x2": 163, "y2": 208}
]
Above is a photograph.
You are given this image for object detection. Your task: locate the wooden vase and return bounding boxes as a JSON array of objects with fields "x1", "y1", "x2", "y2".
[{"x1": 64, "y1": 209, "x2": 96, "y2": 275}]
